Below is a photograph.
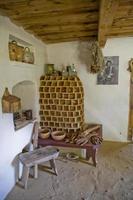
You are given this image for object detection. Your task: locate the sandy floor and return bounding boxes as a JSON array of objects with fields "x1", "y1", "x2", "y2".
[{"x1": 6, "y1": 142, "x2": 133, "y2": 200}]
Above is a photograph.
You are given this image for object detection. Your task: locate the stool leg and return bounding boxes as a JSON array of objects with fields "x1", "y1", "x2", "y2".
[
  {"x1": 86, "y1": 147, "x2": 97, "y2": 167},
  {"x1": 21, "y1": 165, "x2": 29, "y2": 189},
  {"x1": 50, "y1": 159, "x2": 58, "y2": 175},
  {"x1": 86, "y1": 147, "x2": 92, "y2": 160},
  {"x1": 34, "y1": 164, "x2": 38, "y2": 179},
  {"x1": 92, "y1": 148, "x2": 98, "y2": 167}
]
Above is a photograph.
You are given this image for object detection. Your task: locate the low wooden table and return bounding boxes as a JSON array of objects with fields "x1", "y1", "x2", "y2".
[{"x1": 38, "y1": 124, "x2": 102, "y2": 167}]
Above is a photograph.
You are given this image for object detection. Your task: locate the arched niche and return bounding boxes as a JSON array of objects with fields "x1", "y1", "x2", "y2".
[{"x1": 12, "y1": 80, "x2": 37, "y2": 118}]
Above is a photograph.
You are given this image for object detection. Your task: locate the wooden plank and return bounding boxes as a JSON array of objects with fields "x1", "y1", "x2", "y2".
[
  {"x1": 115, "y1": 7, "x2": 133, "y2": 18},
  {"x1": 4, "y1": 6, "x2": 98, "y2": 19},
  {"x1": 21, "y1": 166, "x2": 29, "y2": 189},
  {"x1": 113, "y1": 17, "x2": 133, "y2": 27},
  {"x1": 42, "y1": 36, "x2": 96, "y2": 44},
  {"x1": 0, "y1": 0, "x2": 27, "y2": 4},
  {"x1": 27, "y1": 26, "x2": 97, "y2": 43},
  {"x1": 98, "y1": 0, "x2": 119, "y2": 47},
  {"x1": 110, "y1": 27, "x2": 133, "y2": 34},
  {"x1": 28, "y1": 23, "x2": 98, "y2": 36},
  {"x1": 12, "y1": 11, "x2": 98, "y2": 26},
  {"x1": 40, "y1": 31, "x2": 97, "y2": 42},
  {"x1": 112, "y1": 22, "x2": 133, "y2": 29},
  {"x1": 0, "y1": 0, "x2": 98, "y2": 11},
  {"x1": 109, "y1": 32, "x2": 133, "y2": 37},
  {"x1": 25, "y1": 22, "x2": 98, "y2": 31},
  {"x1": 37, "y1": 29, "x2": 97, "y2": 37},
  {"x1": 119, "y1": 0, "x2": 133, "y2": 6},
  {"x1": 19, "y1": 146, "x2": 59, "y2": 167}
]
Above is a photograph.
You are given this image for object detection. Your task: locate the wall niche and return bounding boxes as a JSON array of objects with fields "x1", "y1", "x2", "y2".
[
  {"x1": 12, "y1": 80, "x2": 37, "y2": 129},
  {"x1": 9, "y1": 34, "x2": 35, "y2": 64}
]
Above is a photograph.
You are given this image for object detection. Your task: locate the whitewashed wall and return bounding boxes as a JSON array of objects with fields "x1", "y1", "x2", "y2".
[
  {"x1": 47, "y1": 38, "x2": 131, "y2": 142},
  {"x1": 0, "y1": 16, "x2": 47, "y2": 200}
]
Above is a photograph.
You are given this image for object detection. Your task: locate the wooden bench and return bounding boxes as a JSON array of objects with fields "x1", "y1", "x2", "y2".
[
  {"x1": 38, "y1": 124, "x2": 102, "y2": 167},
  {"x1": 19, "y1": 146, "x2": 59, "y2": 189}
]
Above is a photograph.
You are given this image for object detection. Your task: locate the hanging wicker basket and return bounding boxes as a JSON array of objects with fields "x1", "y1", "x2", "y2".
[{"x1": 87, "y1": 41, "x2": 105, "y2": 74}]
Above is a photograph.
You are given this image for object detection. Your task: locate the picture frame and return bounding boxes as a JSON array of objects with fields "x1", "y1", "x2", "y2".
[
  {"x1": 97, "y1": 56, "x2": 119, "y2": 85},
  {"x1": 45, "y1": 64, "x2": 54, "y2": 75}
]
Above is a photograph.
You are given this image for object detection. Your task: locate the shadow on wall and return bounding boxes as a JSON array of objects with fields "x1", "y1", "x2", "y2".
[
  {"x1": 12, "y1": 80, "x2": 37, "y2": 118},
  {"x1": 11, "y1": 154, "x2": 19, "y2": 183},
  {"x1": 77, "y1": 41, "x2": 93, "y2": 69}
]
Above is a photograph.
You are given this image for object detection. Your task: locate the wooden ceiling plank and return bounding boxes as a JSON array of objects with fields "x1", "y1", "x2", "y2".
[
  {"x1": 10, "y1": 8, "x2": 98, "y2": 21},
  {"x1": 38, "y1": 30, "x2": 97, "y2": 38},
  {"x1": 29, "y1": 23, "x2": 98, "y2": 35},
  {"x1": 109, "y1": 32, "x2": 133, "y2": 37},
  {"x1": 0, "y1": 0, "x2": 98, "y2": 14},
  {"x1": 40, "y1": 31, "x2": 97, "y2": 41},
  {"x1": 98, "y1": 0, "x2": 119, "y2": 47},
  {"x1": 111, "y1": 26, "x2": 133, "y2": 33},
  {"x1": 119, "y1": 0, "x2": 133, "y2": 6},
  {"x1": 0, "y1": 0, "x2": 98, "y2": 5},
  {"x1": 112, "y1": 23, "x2": 133, "y2": 30},
  {"x1": 3, "y1": 4, "x2": 99, "y2": 19},
  {"x1": 0, "y1": 0, "x2": 27, "y2": 4},
  {"x1": 10, "y1": 11, "x2": 98, "y2": 26},
  {"x1": 43, "y1": 36, "x2": 96, "y2": 44},
  {"x1": 24, "y1": 20, "x2": 98, "y2": 29},
  {"x1": 113, "y1": 17, "x2": 133, "y2": 27}
]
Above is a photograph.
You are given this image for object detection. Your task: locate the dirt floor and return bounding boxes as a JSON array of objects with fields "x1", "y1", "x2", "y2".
[{"x1": 6, "y1": 141, "x2": 133, "y2": 200}]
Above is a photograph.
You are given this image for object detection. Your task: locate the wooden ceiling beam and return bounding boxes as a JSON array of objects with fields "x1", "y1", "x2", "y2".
[{"x1": 98, "y1": 0, "x2": 119, "y2": 47}]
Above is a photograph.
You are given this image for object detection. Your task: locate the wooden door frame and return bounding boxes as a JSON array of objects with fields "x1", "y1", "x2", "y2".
[{"x1": 128, "y1": 76, "x2": 133, "y2": 140}]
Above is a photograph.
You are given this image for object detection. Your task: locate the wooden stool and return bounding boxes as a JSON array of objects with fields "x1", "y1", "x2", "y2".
[{"x1": 19, "y1": 146, "x2": 59, "y2": 189}]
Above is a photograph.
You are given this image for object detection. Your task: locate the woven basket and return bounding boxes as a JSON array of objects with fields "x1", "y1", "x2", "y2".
[
  {"x1": 8, "y1": 40, "x2": 17, "y2": 61},
  {"x1": 23, "y1": 47, "x2": 34, "y2": 64},
  {"x1": 9, "y1": 40, "x2": 24, "y2": 62},
  {"x1": 39, "y1": 128, "x2": 50, "y2": 139}
]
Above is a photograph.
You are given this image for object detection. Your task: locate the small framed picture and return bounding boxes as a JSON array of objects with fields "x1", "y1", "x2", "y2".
[
  {"x1": 45, "y1": 64, "x2": 54, "y2": 75},
  {"x1": 97, "y1": 56, "x2": 119, "y2": 85}
]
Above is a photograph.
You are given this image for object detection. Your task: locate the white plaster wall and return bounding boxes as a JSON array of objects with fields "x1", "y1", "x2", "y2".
[
  {"x1": 47, "y1": 38, "x2": 131, "y2": 142},
  {"x1": 0, "y1": 16, "x2": 47, "y2": 200}
]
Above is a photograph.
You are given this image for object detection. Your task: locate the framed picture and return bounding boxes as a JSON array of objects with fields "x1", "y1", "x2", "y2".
[
  {"x1": 97, "y1": 56, "x2": 119, "y2": 85},
  {"x1": 45, "y1": 64, "x2": 54, "y2": 75}
]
